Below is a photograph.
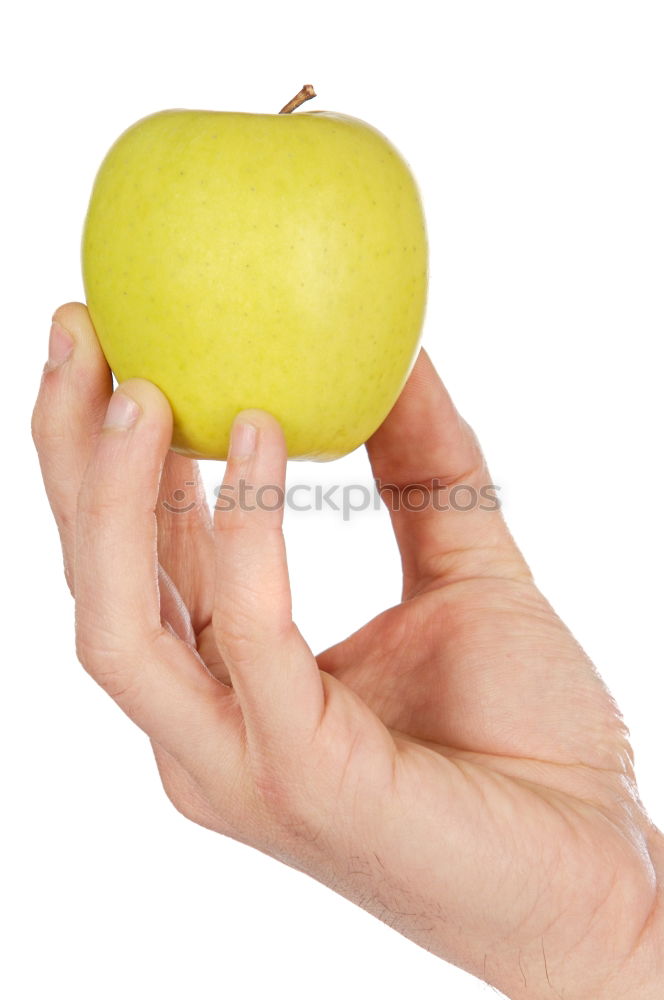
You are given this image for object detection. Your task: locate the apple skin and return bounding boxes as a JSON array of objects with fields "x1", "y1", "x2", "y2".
[{"x1": 82, "y1": 107, "x2": 428, "y2": 460}]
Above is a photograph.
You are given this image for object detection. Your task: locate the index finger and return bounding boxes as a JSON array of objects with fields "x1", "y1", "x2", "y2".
[{"x1": 74, "y1": 377, "x2": 236, "y2": 777}]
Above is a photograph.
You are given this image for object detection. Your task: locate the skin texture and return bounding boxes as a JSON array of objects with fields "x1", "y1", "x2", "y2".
[
  {"x1": 81, "y1": 109, "x2": 427, "y2": 460},
  {"x1": 33, "y1": 303, "x2": 664, "y2": 999}
]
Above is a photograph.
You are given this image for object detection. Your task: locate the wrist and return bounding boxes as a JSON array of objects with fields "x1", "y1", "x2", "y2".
[
  {"x1": 496, "y1": 828, "x2": 664, "y2": 1000},
  {"x1": 607, "y1": 827, "x2": 664, "y2": 999}
]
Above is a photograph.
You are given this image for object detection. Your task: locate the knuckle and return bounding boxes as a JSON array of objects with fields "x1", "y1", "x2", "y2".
[
  {"x1": 213, "y1": 624, "x2": 254, "y2": 667},
  {"x1": 161, "y1": 782, "x2": 209, "y2": 827},
  {"x1": 74, "y1": 625, "x2": 144, "y2": 710},
  {"x1": 156, "y1": 760, "x2": 213, "y2": 828},
  {"x1": 212, "y1": 609, "x2": 262, "y2": 668},
  {"x1": 153, "y1": 740, "x2": 247, "y2": 840},
  {"x1": 212, "y1": 597, "x2": 285, "y2": 670},
  {"x1": 77, "y1": 472, "x2": 154, "y2": 527},
  {"x1": 31, "y1": 388, "x2": 70, "y2": 452},
  {"x1": 76, "y1": 489, "x2": 141, "y2": 532},
  {"x1": 30, "y1": 368, "x2": 62, "y2": 445},
  {"x1": 76, "y1": 494, "x2": 118, "y2": 526},
  {"x1": 30, "y1": 398, "x2": 48, "y2": 448},
  {"x1": 62, "y1": 557, "x2": 75, "y2": 597}
]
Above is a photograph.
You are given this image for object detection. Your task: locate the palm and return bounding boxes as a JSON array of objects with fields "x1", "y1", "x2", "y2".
[
  {"x1": 309, "y1": 572, "x2": 656, "y2": 997},
  {"x1": 317, "y1": 572, "x2": 630, "y2": 768}
]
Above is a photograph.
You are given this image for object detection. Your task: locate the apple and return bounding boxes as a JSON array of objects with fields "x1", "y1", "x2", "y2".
[{"x1": 81, "y1": 86, "x2": 428, "y2": 460}]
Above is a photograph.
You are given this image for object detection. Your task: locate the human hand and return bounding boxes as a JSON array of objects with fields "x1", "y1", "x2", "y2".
[{"x1": 32, "y1": 303, "x2": 663, "y2": 999}]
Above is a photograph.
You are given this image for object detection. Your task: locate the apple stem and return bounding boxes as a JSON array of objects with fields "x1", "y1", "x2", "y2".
[{"x1": 279, "y1": 85, "x2": 317, "y2": 114}]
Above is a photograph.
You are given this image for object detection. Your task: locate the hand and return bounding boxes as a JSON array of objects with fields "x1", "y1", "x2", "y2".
[{"x1": 33, "y1": 303, "x2": 663, "y2": 999}]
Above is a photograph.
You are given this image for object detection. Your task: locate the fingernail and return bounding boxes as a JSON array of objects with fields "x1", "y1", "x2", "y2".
[
  {"x1": 46, "y1": 321, "x2": 74, "y2": 370},
  {"x1": 103, "y1": 389, "x2": 140, "y2": 430},
  {"x1": 229, "y1": 417, "x2": 257, "y2": 460}
]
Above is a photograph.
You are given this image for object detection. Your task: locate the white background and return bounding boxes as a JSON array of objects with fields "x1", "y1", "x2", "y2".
[{"x1": 3, "y1": 2, "x2": 663, "y2": 997}]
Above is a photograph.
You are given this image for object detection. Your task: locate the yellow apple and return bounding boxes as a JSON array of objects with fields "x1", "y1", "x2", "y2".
[{"x1": 81, "y1": 88, "x2": 428, "y2": 460}]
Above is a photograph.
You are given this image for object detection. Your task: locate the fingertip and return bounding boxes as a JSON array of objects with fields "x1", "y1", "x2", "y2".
[
  {"x1": 35, "y1": 303, "x2": 113, "y2": 446},
  {"x1": 217, "y1": 409, "x2": 287, "y2": 530},
  {"x1": 229, "y1": 408, "x2": 286, "y2": 461},
  {"x1": 50, "y1": 302, "x2": 102, "y2": 359},
  {"x1": 406, "y1": 347, "x2": 441, "y2": 391},
  {"x1": 52, "y1": 301, "x2": 88, "y2": 326},
  {"x1": 110, "y1": 378, "x2": 173, "y2": 436},
  {"x1": 369, "y1": 347, "x2": 443, "y2": 436},
  {"x1": 233, "y1": 408, "x2": 285, "y2": 437}
]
